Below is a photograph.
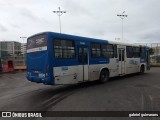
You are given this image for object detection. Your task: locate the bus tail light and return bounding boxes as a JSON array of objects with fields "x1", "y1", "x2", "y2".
[{"x1": 46, "y1": 65, "x2": 49, "y2": 76}]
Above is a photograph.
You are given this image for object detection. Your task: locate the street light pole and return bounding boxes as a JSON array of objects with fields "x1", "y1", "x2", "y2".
[
  {"x1": 53, "y1": 7, "x2": 66, "y2": 33},
  {"x1": 117, "y1": 11, "x2": 128, "y2": 41},
  {"x1": 20, "y1": 37, "x2": 27, "y2": 44}
]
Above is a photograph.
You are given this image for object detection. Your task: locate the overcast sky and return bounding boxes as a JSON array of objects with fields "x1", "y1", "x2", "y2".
[{"x1": 0, "y1": 0, "x2": 160, "y2": 44}]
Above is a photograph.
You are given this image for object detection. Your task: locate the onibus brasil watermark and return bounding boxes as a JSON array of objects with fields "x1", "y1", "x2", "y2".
[
  {"x1": 129, "y1": 112, "x2": 159, "y2": 117},
  {"x1": 1, "y1": 111, "x2": 160, "y2": 117},
  {"x1": 2, "y1": 112, "x2": 42, "y2": 118}
]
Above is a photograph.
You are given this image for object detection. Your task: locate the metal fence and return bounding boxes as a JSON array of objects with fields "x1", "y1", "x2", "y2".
[
  {"x1": 150, "y1": 43, "x2": 160, "y2": 66},
  {"x1": 135, "y1": 43, "x2": 160, "y2": 66}
]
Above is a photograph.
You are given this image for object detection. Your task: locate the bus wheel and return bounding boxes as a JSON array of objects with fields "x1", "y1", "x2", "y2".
[
  {"x1": 99, "y1": 69, "x2": 109, "y2": 83},
  {"x1": 140, "y1": 65, "x2": 145, "y2": 74}
]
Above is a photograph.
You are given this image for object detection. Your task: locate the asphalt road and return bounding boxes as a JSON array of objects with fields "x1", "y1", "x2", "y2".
[{"x1": 0, "y1": 68, "x2": 160, "y2": 120}]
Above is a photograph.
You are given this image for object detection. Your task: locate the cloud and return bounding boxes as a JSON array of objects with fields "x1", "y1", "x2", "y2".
[
  {"x1": 0, "y1": 0, "x2": 160, "y2": 43},
  {"x1": 61, "y1": 0, "x2": 91, "y2": 16},
  {"x1": 0, "y1": 24, "x2": 8, "y2": 32},
  {"x1": 139, "y1": 29, "x2": 160, "y2": 43},
  {"x1": 20, "y1": 8, "x2": 38, "y2": 21},
  {"x1": 11, "y1": 24, "x2": 21, "y2": 29}
]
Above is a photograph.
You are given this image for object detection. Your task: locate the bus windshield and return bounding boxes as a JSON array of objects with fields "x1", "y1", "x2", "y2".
[{"x1": 27, "y1": 34, "x2": 47, "y2": 53}]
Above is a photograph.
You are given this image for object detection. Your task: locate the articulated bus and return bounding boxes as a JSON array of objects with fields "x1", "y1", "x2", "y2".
[{"x1": 26, "y1": 32, "x2": 150, "y2": 85}]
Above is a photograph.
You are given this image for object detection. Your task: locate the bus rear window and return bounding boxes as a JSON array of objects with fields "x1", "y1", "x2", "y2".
[{"x1": 27, "y1": 34, "x2": 47, "y2": 50}]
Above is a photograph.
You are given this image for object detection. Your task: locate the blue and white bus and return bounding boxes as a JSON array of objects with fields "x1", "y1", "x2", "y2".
[{"x1": 26, "y1": 32, "x2": 150, "y2": 85}]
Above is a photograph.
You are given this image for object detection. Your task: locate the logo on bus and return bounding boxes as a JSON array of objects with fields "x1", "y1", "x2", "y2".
[
  {"x1": 130, "y1": 60, "x2": 138, "y2": 65},
  {"x1": 61, "y1": 67, "x2": 68, "y2": 75},
  {"x1": 80, "y1": 42, "x2": 85, "y2": 45}
]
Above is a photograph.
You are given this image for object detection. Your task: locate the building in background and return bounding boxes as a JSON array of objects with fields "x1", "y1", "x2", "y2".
[
  {"x1": 150, "y1": 45, "x2": 160, "y2": 65},
  {"x1": 0, "y1": 41, "x2": 26, "y2": 71},
  {"x1": 0, "y1": 41, "x2": 21, "y2": 58},
  {"x1": 134, "y1": 43, "x2": 160, "y2": 66},
  {"x1": 21, "y1": 43, "x2": 27, "y2": 55},
  {"x1": 152, "y1": 46, "x2": 160, "y2": 55}
]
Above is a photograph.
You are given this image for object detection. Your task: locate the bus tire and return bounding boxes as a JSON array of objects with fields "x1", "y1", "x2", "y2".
[
  {"x1": 99, "y1": 69, "x2": 109, "y2": 83},
  {"x1": 140, "y1": 65, "x2": 145, "y2": 74}
]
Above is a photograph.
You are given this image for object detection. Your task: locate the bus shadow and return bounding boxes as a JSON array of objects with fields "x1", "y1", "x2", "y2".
[
  {"x1": 109, "y1": 72, "x2": 148, "y2": 82},
  {"x1": 29, "y1": 73, "x2": 148, "y2": 111},
  {"x1": 29, "y1": 81, "x2": 102, "y2": 111}
]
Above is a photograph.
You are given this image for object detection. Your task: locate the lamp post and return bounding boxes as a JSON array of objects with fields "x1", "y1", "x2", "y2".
[
  {"x1": 53, "y1": 7, "x2": 66, "y2": 33},
  {"x1": 117, "y1": 11, "x2": 128, "y2": 41},
  {"x1": 20, "y1": 37, "x2": 27, "y2": 44}
]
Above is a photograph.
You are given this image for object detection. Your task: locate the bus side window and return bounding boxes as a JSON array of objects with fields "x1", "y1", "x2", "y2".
[
  {"x1": 54, "y1": 39, "x2": 75, "y2": 59},
  {"x1": 91, "y1": 43, "x2": 101, "y2": 58},
  {"x1": 114, "y1": 45, "x2": 117, "y2": 58},
  {"x1": 119, "y1": 52, "x2": 121, "y2": 61},
  {"x1": 140, "y1": 47, "x2": 145, "y2": 58},
  {"x1": 133, "y1": 47, "x2": 140, "y2": 58},
  {"x1": 126, "y1": 46, "x2": 133, "y2": 58},
  {"x1": 84, "y1": 48, "x2": 88, "y2": 64},
  {"x1": 78, "y1": 48, "x2": 83, "y2": 64},
  {"x1": 101, "y1": 44, "x2": 114, "y2": 58}
]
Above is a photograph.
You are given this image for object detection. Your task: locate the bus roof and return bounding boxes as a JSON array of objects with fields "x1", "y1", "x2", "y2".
[
  {"x1": 28, "y1": 31, "x2": 109, "y2": 44},
  {"x1": 28, "y1": 31, "x2": 149, "y2": 47}
]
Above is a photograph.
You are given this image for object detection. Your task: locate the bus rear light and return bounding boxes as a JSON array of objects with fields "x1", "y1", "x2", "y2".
[
  {"x1": 46, "y1": 73, "x2": 48, "y2": 77},
  {"x1": 46, "y1": 65, "x2": 49, "y2": 73}
]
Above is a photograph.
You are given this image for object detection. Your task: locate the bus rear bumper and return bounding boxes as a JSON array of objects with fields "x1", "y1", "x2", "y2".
[{"x1": 27, "y1": 76, "x2": 53, "y2": 85}]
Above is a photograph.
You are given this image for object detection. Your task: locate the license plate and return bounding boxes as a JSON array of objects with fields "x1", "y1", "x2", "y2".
[{"x1": 34, "y1": 71, "x2": 39, "y2": 73}]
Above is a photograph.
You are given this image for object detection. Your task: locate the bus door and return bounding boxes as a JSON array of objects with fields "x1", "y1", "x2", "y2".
[
  {"x1": 78, "y1": 46, "x2": 89, "y2": 81},
  {"x1": 118, "y1": 48, "x2": 126, "y2": 75},
  {"x1": 146, "y1": 50, "x2": 150, "y2": 70}
]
